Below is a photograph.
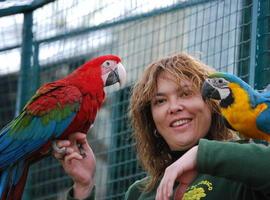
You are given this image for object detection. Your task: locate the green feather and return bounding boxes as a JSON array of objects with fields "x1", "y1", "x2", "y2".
[
  {"x1": 41, "y1": 114, "x2": 51, "y2": 125},
  {"x1": 40, "y1": 103, "x2": 79, "y2": 125},
  {"x1": 10, "y1": 112, "x2": 32, "y2": 134},
  {"x1": 62, "y1": 105, "x2": 72, "y2": 119}
]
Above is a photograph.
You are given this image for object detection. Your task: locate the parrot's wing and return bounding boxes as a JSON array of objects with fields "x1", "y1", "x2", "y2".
[
  {"x1": 261, "y1": 90, "x2": 270, "y2": 99},
  {"x1": 251, "y1": 87, "x2": 270, "y2": 104},
  {"x1": 0, "y1": 82, "x2": 82, "y2": 169},
  {"x1": 249, "y1": 91, "x2": 270, "y2": 134},
  {"x1": 255, "y1": 103, "x2": 270, "y2": 134}
]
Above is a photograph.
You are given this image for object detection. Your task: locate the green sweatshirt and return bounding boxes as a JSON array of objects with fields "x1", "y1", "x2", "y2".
[{"x1": 67, "y1": 139, "x2": 270, "y2": 200}]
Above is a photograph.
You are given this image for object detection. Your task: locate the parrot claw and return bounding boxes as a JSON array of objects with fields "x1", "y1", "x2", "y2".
[
  {"x1": 52, "y1": 141, "x2": 67, "y2": 156},
  {"x1": 90, "y1": 124, "x2": 94, "y2": 130},
  {"x1": 77, "y1": 143, "x2": 87, "y2": 158}
]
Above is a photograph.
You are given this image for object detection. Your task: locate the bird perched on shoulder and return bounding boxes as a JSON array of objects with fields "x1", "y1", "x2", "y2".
[
  {"x1": 201, "y1": 72, "x2": 270, "y2": 142},
  {"x1": 0, "y1": 54, "x2": 126, "y2": 200}
]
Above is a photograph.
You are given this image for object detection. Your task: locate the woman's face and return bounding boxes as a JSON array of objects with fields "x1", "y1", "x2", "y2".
[{"x1": 151, "y1": 71, "x2": 212, "y2": 151}]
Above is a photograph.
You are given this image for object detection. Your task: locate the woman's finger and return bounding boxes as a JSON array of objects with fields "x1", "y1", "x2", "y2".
[
  {"x1": 56, "y1": 140, "x2": 71, "y2": 147},
  {"x1": 174, "y1": 184, "x2": 188, "y2": 200},
  {"x1": 64, "y1": 151, "x2": 83, "y2": 163},
  {"x1": 69, "y1": 132, "x2": 87, "y2": 143},
  {"x1": 166, "y1": 176, "x2": 174, "y2": 199},
  {"x1": 156, "y1": 183, "x2": 161, "y2": 200},
  {"x1": 69, "y1": 132, "x2": 93, "y2": 156}
]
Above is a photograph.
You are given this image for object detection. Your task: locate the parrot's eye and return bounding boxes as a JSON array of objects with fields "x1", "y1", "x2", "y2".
[
  {"x1": 218, "y1": 79, "x2": 223, "y2": 84},
  {"x1": 102, "y1": 60, "x2": 113, "y2": 68},
  {"x1": 102, "y1": 60, "x2": 117, "y2": 69},
  {"x1": 215, "y1": 78, "x2": 228, "y2": 87}
]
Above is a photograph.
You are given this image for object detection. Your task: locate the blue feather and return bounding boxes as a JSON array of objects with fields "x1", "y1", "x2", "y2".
[
  {"x1": 0, "y1": 169, "x2": 9, "y2": 196},
  {"x1": 0, "y1": 110, "x2": 77, "y2": 169}
]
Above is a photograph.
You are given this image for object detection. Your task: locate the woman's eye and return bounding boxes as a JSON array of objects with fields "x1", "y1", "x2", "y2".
[
  {"x1": 179, "y1": 90, "x2": 193, "y2": 97},
  {"x1": 154, "y1": 99, "x2": 166, "y2": 105},
  {"x1": 182, "y1": 92, "x2": 189, "y2": 97}
]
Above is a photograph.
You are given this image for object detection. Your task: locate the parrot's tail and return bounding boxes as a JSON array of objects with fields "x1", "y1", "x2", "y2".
[{"x1": 0, "y1": 161, "x2": 29, "y2": 200}]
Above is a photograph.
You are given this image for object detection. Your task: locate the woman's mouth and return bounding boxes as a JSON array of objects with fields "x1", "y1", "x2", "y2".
[{"x1": 170, "y1": 119, "x2": 191, "y2": 127}]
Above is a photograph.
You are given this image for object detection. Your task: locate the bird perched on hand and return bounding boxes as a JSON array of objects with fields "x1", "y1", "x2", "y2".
[
  {"x1": 0, "y1": 54, "x2": 126, "y2": 200},
  {"x1": 201, "y1": 72, "x2": 270, "y2": 142}
]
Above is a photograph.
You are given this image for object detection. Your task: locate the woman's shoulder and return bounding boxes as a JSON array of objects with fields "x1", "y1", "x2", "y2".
[
  {"x1": 233, "y1": 138, "x2": 270, "y2": 146},
  {"x1": 202, "y1": 138, "x2": 270, "y2": 147},
  {"x1": 125, "y1": 176, "x2": 152, "y2": 199},
  {"x1": 127, "y1": 176, "x2": 150, "y2": 191},
  {"x1": 125, "y1": 176, "x2": 159, "y2": 200}
]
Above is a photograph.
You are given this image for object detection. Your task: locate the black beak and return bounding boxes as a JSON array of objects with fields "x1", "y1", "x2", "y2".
[
  {"x1": 105, "y1": 68, "x2": 120, "y2": 86},
  {"x1": 201, "y1": 81, "x2": 221, "y2": 101}
]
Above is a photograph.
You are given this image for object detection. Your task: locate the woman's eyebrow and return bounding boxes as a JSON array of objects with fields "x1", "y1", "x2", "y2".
[
  {"x1": 179, "y1": 84, "x2": 191, "y2": 88},
  {"x1": 178, "y1": 85, "x2": 192, "y2": 90},
  {"x1": 154, "y1": 92, "x2": 165, "y2": 97}
]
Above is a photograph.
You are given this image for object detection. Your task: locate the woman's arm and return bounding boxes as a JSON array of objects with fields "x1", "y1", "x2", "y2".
[
  {"x1": 53, "y1": 132, "x2": 96, "y2": 200},
  {"x1": 156, "y1": 139, "x2": 270, "y2": 200},
  {"x1": 155, "y1": 146, "x2": 198, "y2": 200},
  {"x1": 198, "y1": 139, "x2": 270, "y2": 189}
]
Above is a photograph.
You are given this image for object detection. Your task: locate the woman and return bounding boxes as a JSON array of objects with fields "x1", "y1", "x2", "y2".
[{"x1": 54, "y1": 53, "x2": 270, "y2": 200}]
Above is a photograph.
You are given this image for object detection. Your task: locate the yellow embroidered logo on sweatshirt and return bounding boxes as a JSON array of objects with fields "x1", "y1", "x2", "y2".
[{"x1": 182, "y1": 180, "x2": 213, "y2": 200}]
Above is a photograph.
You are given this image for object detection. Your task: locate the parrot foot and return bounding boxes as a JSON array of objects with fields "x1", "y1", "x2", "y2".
[
  {"x1": 52, "y1": 141, "x2": 67, "y2": 157},
  {"x1": 77, "y1": 143, "x2": 87, "y2": 158}
]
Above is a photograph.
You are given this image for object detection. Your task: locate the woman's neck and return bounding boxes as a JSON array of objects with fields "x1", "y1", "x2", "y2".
[{"x1": 169, "y1": 150, "x2": 188, "y2": 162}]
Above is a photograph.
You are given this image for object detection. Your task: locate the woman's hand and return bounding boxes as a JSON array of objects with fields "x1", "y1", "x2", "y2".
[
  {"x1": 53, "y1": 132, "x2": 96, "y2": 199},
  {"x1": 155, "y1": 146, "x2": 198, "y2": 200}
]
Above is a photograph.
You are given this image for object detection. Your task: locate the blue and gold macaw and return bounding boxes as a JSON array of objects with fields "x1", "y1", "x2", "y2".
[{"x1": 201, "y1": 72, "x2": 270, "y2": 142}]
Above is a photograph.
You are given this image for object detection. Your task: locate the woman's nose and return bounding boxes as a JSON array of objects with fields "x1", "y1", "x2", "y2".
[{"x1": 168, "y1": 101, "x2": 184, "y2": 114}]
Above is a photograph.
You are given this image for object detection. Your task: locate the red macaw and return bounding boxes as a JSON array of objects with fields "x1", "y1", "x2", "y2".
[{"x1": 0, "y1": 54, "x2": 126, "y2": 200}]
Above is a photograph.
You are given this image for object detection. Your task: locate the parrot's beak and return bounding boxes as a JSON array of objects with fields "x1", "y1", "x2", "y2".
[
  {"x1": 201, "y1": 79, "x2": 221, "y2": 101},
  {"x1": 103, "y1": 62, "x2": 126, "y2": 87}
]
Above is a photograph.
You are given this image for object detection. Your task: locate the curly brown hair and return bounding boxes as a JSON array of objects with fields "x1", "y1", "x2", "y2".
[{"x1": 129, "y1": 53, "x2": 236, "y2": 191}]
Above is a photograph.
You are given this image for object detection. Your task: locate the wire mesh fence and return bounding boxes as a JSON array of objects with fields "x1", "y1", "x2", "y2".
[{"x1": 0, "y1": 0, "x2": 269, "y2": 199}]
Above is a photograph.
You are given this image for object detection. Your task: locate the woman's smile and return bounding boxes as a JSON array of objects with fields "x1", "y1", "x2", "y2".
[{"x1": 170, "y1": 118, "x2": 191, "y2": 127}]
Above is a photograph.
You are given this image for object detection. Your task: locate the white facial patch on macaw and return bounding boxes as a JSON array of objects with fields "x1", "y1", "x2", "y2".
[
  {"x1": 207, "y1": 77, "x2": 231, "y2": 100},
  {"x1": 216, "y1": 87, "x2": 231, "y2": 100},
  {"x1": 101, "y1": 60, "x2": 126, "y2": 87}
]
